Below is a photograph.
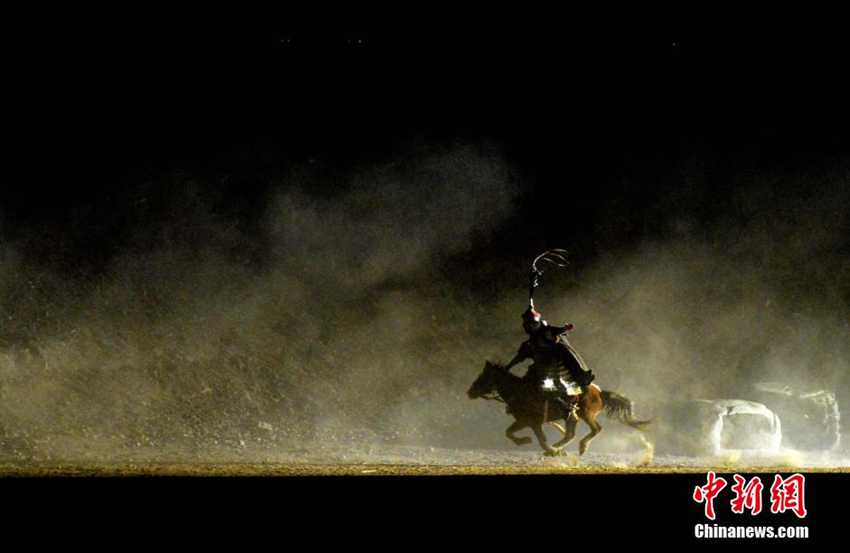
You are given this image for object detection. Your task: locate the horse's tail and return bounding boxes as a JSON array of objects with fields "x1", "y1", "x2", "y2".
[{"x1": 600, "y1": 390, "x2": 653, "y2": 430}]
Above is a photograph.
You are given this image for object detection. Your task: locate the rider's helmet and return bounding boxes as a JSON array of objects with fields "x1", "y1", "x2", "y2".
[{"x1": 521, "y1": 306, "x2": 543, "y2": 334}]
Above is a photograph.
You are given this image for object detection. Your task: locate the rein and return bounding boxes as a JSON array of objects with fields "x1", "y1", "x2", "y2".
[
  {"x1": 476, "y1": 363, "x2": 522, "y2": 407},
  {"x1": 481, "y1": 392, "x2": 506, "y2": 404}
]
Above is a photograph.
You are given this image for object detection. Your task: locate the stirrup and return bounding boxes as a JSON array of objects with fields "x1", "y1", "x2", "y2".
[{"x1": 563, "y1": 403, "x2": 579, "y2": 422}]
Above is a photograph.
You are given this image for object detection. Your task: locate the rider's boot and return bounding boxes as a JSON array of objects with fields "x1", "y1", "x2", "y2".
[{"x1": 555, "y1": 396, "x2": 579, "y2": 422}]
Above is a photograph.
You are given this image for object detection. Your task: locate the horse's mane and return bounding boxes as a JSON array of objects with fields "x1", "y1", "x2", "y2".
[{"x1": 485, "y1": 361, "x2": 522, "y2": 384}]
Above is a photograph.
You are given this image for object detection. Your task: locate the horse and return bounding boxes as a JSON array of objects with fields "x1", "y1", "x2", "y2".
[{"x1": 467, "y1": 360, "x2": 652, "y2": 456}]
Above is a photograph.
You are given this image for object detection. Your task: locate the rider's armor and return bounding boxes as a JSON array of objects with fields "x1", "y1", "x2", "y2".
[{"x1": 517, "y1": 328, "x2": 595, "y2": 388}]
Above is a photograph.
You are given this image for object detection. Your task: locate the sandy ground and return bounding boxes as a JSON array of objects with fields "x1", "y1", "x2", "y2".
[
  {"x1": 3, "y1": 464, "x2": 850, "y2": 477},
  {"x1": 3, "y1": 442, "x2": 849, "y2": 476}
]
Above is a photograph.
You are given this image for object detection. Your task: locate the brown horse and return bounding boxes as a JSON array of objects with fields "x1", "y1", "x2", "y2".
[{"x1": 467, "y1": 360, "x2": 652, "y2": 456}]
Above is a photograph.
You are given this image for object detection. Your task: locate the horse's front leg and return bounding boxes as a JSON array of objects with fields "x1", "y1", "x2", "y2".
[
  {"x1": 506, "y1": 420, "x2": 532, "y2": 446},
  {"x1": 532, "y1": 424, "x2": 563, "y2": 456},
  {"x1": 553, "y1": 416, "x2": 579, "y2": 449}
]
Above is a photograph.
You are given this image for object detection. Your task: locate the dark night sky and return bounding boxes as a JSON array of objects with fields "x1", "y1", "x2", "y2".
[{"x1": 5, "y1": 28, "x2": 850, "y2": 271}]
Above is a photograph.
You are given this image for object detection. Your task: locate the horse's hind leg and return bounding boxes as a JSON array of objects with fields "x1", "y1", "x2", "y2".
[
  {"x1": 532, "y1": 424, "x2": 562, "y2": 456},
  {"x1": 578, "y1": 412, "x2": 603, "y2": 456},
  {"x1": 506, "y1": 420, "x2": 532, "y2": 446}
]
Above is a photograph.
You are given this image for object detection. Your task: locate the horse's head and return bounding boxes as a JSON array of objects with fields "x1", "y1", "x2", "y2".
[{"x1": 467, "y1": 361, "x2": 504, "y2": 399}]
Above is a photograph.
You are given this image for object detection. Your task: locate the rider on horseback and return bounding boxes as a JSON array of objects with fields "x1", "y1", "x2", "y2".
[
  {"x1": 501, "y1": 249, "x2": 597, "y2": 423},
  {"x1": 504, "y1": 304, "x2": 596, "y2": 422}
]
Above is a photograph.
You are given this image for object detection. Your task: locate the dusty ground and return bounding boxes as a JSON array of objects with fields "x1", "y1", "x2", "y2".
[
  {"x1": 3, "y1": 443, "x2": 849, "y2": 476},
  {"x1": 4, "y1": 463, "x2": 850, "y2": 477}
]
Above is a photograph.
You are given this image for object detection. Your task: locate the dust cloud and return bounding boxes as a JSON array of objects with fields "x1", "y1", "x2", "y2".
[
  {"x1": 0, "y1": 145, "x2": 847, "y2": 467},
  {"x1": 0, "y1": 144, "x2": 521, "y2": 462}
]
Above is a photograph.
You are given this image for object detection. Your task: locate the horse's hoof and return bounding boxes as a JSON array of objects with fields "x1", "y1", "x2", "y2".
[
  {"x1": 517, "y1": 437, "x2": 533, "y2": 446},
  {"x1": 544, "y1": 448, "x2": 564, "y2": 457}
]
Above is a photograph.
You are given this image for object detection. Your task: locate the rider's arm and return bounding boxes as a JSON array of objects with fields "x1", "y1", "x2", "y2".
[
  {"x1": 548, "y1": 323, "x2": 574, "y2": 335},
  {"x1": 504, "y1": 353, "x2": 525, "y2": 372},
  {"x1": 504, "y1": 342, "x2": 531, "y2": 372}
]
